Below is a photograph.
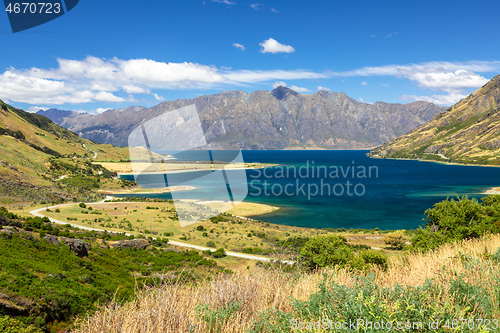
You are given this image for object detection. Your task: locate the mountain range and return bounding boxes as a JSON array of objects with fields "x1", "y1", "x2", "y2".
[
  {"x1": 370, "y1": 74, "x2": 500, "y2": 165},
  {"x1": 37, "y1": 87, "x2": 446, "y2": 149}
]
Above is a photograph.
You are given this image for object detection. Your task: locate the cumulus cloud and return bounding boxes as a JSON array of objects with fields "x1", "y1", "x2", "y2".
[
  {"x1": 290, "y1": 85, "x2": 310, "y2": 93},
  {"x1": 361, "y1": 81, "x2": 367, "y2": 86},
  {"x1": 329, "y1": 61, "x2": 500, "y2": 105},
  {"x1": 259, "y1": 38, "x2": 295, "y2": 54},
  {"x1": 95, "y1": 107, "x2": 111, "y2": 114},
  {"x1": 272, "y1": 81, "x2": 287, "y2": 88},
  {"x1": 26, "y1": 106, "x2": 49, "y2": 113},
  {"x1": 317, "y1": 86, "x2": 330, "y2": 91},
  {"x1": 153, "y1": 93, "x2": 165, "y2": 101},
  {"x1": 232, "y1": 43, "x2": 245, "y2": 51},
  {"x1": 271, "y1": 81, "x2": 310, "y2": 93},
  {"x1": 0, "y1": 56, "x2": 327, "y2": 105},
  {"x1": 123, "y1": 85, "x2": 149, "y2": 94},
  {"x1": 401, "y1": 92, "x2": 468, "y2": 106},
  {"x1": 2, "y1": 57, "x2": 498, "y2": 107},
  {"x1": 408, "y1": 70, "x2": 488, "y2": 91}
]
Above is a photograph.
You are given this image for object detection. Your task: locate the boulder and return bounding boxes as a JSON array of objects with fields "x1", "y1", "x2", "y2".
[
  {"x1": 43, "y1": 234, "x2": 60, "y2": 246},
  {"x1": 109, "y1": 238, "x2": 150, "y2": 250},
  {"x1": 60, "y1": 237, "x2": 91, "y2": 257}
]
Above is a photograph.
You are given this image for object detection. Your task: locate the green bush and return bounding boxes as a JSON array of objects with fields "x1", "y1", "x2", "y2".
[
  {"x1": 410, "y1": 196, "x2": 500, "y2": 251},
  {"x1": 299, "y1": 235, "x2": 354, "y2": 270},
  {"x1": 212, "y1": 248, "x2": 227, "y2": 258},
  {"x1": 0, "y1": 315, "x2": 42, "y2": 333},
  {"x1": 383, "y1": 230, "x2": 408, "y2": 249}
]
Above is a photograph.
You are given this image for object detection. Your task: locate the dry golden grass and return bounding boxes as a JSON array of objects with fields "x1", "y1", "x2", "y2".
[{"x1": 73, "y1": 234, "x2": 500, "y2": 333}]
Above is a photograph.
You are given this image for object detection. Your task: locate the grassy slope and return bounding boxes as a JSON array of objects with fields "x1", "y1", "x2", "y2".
[
  {"x1": 41, "y1": 201, "x2": 396, "y2": 260},
  {"x1": 0, "y1": 100, "x2": 129, "y2": 205},
  {"x1": 0, "y1": 211, "x2": 225, "y2": 332},
  {"x1": 74, "y1": 233, "x2": 500, "y2": 332},
  {"x1": 371, "y1": 74, "x2": 500, "y2": 165}
]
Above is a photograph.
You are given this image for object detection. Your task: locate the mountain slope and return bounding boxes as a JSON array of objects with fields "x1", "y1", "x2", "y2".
[
  {"x1": 35, "y1": 108, "x2": 85, "y2": 125},
  {"x1": 43, "y1": 87, "x2": 446, "y2": 149},
  {"x1": 0, "y1": 100, "x2": 129, "y2": 204},
  {"x1": 370, "y1": 74, "x2": 500, "y2": 165}
]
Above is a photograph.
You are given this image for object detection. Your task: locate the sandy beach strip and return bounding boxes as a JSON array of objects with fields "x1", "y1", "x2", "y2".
[{"x1": 484, "y1": 187, "x2": 500, "y2": 195}]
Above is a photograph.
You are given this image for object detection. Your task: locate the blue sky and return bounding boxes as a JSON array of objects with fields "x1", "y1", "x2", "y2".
[{"x1": 1, "y1": 0, "x2": 500, "y2": 113}]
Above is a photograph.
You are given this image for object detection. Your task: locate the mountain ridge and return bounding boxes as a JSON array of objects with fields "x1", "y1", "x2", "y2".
[
  {"x1": 39, "y1": 88, "x2": 446, "y2": 149},
  {"x1": 370, "y1": 74, "x2": 500, "y2": 165}
]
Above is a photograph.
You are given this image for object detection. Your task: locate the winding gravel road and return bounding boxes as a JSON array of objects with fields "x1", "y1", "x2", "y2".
[{"x1": 30, "y1": 197, "x2": 294, "y2": 264}]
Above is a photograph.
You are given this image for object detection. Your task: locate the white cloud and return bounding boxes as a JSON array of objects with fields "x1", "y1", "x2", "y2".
[
  {"x1": 359, "y1": 98, "x2": 372, "y2": 104},
  {"x1": 95, "y1": 107, "x2": 111, "y2": 114},
  {"x1": 259, "y1": 38, "x2": 295, "y2": 54},
  {"x1": 0, "y1": 57, "x2": 327, "y2": 105},
  {"x1": 153, "y1": 93, "x2": 165, "y2": 101},
  {"x1": 250, "y1": 3, "x2": 262, "y2": 10},
  {"x1": 26, "y1": 106, "x2": 49, "y2": 113},
  {"x1": 211, "y1": 0, "x2": 235, "y2": 4},
  {"x1": 225, "y1": 69, "x2": 325, "y2": 83},
  {"x1": 271, "y1": 81, "x2": 309, "y2": 92},
  {"x1": 401, "y1": 92, "x2": 467, "y2": 106},
  {"x1": 94, "y1": 91, "x2": 126, "y2": 102},
  {"x1": 122, "y1": 85, "x2": 149, "y2": 94},
  {"x1": 317, "y1": 86, "x2": 330, "y2": 91},
  {"x1": 408, "y1": 70, "x2": 488, "y2": 91},
  {"x1": 329, "y1": 61, "x2": 500, "y2": 78},
  {"x1": 2, "y1": 57, "x2": 498, "y2": 107},
  {"x1": 271, "y1": 7, "x2": 279, "y2": 13},
  {"x1": 273, "y1": 81, "x2": 287, "y2": 88},
  {"x1": 290, "y1": 85, "x2": 310, "y2": 93},
  {"x1": 328, "y1": 61, "x2": 500, "y2": 105},
  {"x1": 232, "y1": 43, "x2": 245, "y2": 51},
  {"x1": 361, "y1": 81, "x2": 367, "y2": 86}
]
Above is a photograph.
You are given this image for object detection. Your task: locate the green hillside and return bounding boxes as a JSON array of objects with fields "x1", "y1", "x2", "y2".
[
  {"x1": 0, "y1": 100, "x2": 129, "y2": 205},
  {"x1": 370, "y1": 74, "x2": 500, "y2": 165}
]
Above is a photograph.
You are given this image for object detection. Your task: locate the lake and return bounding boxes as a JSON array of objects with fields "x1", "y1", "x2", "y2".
[{"x1": 120, "y1": 150, "x2": 500, "y2": 230}]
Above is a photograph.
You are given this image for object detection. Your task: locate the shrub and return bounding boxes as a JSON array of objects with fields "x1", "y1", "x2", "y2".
[
  {"x1": 212, "y1": 248, "x2": 226, "y2": 258},
  {"x1": 410, "y1": 195, "x2": 500, "y2": 251},
  {"x1": 0, "y1": 315, "x2": 41, "y2": 333},
  {"x1": 206, "y1": 241, "x2": 216, "y2": 248},
  {"x1": 299, "y1": 235, "x2": 354, "y2": 270},
  {"x1": 383, "y1": 230, "x2": 408, "y2": 249},
  {"x1": 79, "y1": 203, "x2": 86, "y2": 208}
]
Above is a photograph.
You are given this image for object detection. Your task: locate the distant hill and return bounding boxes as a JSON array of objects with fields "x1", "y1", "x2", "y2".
[
  {"x1": 370, "y1": 74, "x2": 500, "y2": 165},
  {"x1": 0, "y1": 100, "x2": 129, "y2": 204},
  {"x1": 36, "y1": 108, "x2": 85, "y2": 125},
  {"x1": 42, "y1": 87, "x2": 446, "y2": 149}
]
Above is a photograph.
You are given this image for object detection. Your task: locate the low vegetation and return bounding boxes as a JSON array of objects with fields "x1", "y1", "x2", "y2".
[
  {"x1": 73, "y1": 234, "x2": 500, "y2": 332},
  {"x1": 410, "y1": 195, "x2": 500, "y2": 251}
]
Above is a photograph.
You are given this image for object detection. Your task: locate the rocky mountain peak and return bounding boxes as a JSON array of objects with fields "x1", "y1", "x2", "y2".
[{"x1": 271, "y1": 86, "x2": 300, "y2": 100}]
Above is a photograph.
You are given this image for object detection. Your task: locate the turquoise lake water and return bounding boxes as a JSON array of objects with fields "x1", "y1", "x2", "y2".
[{"x1": 120, "y1": 150, "x2": 500, "y2": 230}]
